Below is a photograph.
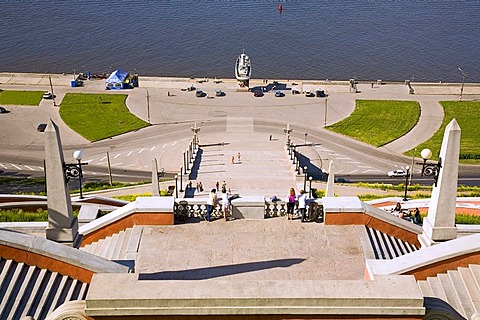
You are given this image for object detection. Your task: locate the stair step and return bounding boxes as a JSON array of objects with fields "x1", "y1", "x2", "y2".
[
  {"x1": 469, "y1": 264, "x2": 480, "y2": 293},
  {"x1": 65, "y1": 278, "x2": 79, "y2": 302},
  {"x1": 437, "y1": 273, "x2": 464, "y2": 315},
  {"x1": 21, "y1": 267, "x2": 46, "y2": 319},
  {"x1": 45, "y1": 275, "x2": 68, "y2": 317},
  {"x1": 0, "y1": 262, "x2": 25, "y2": 313},
  {"x1": 417, "y1": 280, "x2": 434, "y2": 297},
  {"x1": 458, "y1": 267, "x2": 480, "y2": 315},
  {"x1": 427, "y1": 276, "x2": 447, "y2": 301},
  {"x1": 34, "y1": 271, "x2": 59, "y2": 320},
  {"x1": 111, "y1": 230, "x2": 127, "y2": 260},
  {"x1": 92, "y1": 238, "x2": 105, "y2": 256},
  {"x1": 78, "y1": 282, "x2": 89, "y2": 300},
  {"x1": 127, "y1": 226, "x2": 143, "y2": 254},
  {"x1": 96, "y1": 235, "x2": 113, "y2": 259},
  {"x1": 105, "y1": 233, "x2": 121, "y2": 260},
  {"x1": 448, "y1": 270, "x2": 475, "y2": 319},
  {"x1": 7, "y1": 265, "x2": 36, "y2": 320},
  {"x1": 117, "y1": 228, "x2": 133, "y2": 260}
]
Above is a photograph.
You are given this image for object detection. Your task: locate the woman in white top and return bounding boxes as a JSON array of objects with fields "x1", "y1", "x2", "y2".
[{"x1": 221, "y1": 188, "x2": 230, "y2": 221}]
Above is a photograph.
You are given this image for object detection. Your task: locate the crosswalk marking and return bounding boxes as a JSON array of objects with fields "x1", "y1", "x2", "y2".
[
  {"x1": 127, "y1": 151, "x2": 133, "y2": 156},
  {"x1": 24, "y1": 165, "x2": 35, "y2": 171},
  {"x1": 10, "y1": 163, "x2": 21, "y2": 170},
  {"x1": 150, "y1": 146, "x2": 156, "y2": 151},
  {"x1": 162, "y1": 144, "x2": 167, "y2": 148},
  {"x1": 100, "y1": 156, "x2": 107, "y2": 161},
  {"x1": 114, "y1": 154, "x2": 121, "y2": 159},
  {"x1": 138, "y1": 148, "x2": 145, "y2": 154},
  {"x1": 0, "y1": 163, "x2": 7, "y2": 168},
  {"x1": 171, "y1": 141, "x2": 177, "y2": 146}
]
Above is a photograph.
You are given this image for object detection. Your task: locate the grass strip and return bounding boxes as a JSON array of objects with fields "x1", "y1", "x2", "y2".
[
  {"x1": 327, "y1": 100, "x2": 420, "y2": 147},
  {"x1": 0, "y1": 90, "x2": 43, "y2": 105},
  {"x1": 406, "y1": 100, "x2": 480, "y2": 164},
  {"x1": 59, "y1": 93, "x2": 149, "y2": 141}
]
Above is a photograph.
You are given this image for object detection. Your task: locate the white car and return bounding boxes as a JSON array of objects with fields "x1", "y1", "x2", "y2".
[
  {"x1": 387, "y1": 169, "x2": 408, "y2": 177},
  {"x1": 42, "y1": 92, "x2": 53, "y2": 99}
]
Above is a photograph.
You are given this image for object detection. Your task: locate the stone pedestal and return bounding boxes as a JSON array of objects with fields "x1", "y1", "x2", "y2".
[{"x1": 231, "y1": 196, "x2": 265, "y2": 219}]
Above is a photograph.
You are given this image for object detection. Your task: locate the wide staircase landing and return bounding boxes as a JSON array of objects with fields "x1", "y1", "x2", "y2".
[{"x1": 190, "y1": 117, "x2": 296, "y2": 197}]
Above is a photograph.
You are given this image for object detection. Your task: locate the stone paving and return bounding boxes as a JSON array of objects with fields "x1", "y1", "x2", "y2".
[{"x1": 135, "y1": 219, "x2": 366, "y2": 281}]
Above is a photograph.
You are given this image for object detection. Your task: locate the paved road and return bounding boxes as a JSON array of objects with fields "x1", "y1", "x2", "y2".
[{"x1": 0, "y1": 73, "x2": 479, "y2": 189}]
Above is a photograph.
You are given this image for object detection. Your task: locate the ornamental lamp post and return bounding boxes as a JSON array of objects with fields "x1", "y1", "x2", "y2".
[
  {"x1": 309, "y1": 176, "x2": 313, "y2": 197},
  {"x1": 303, "y1": 166, "x2": 308, "y2": 191},
  {"x1": 403, "y1": 166, "x2": 410, "y2": 201},
  {"x1": 458, "y1": 67, "x2": 467, "y2": 101},
  {"x1": 419, "y1": 148, "x2": 442, "y2": 187},
  {"x1": 73, "y1": 150, "x2": 85, "y2": 199},
  {"x1": 175, "y1": 175, "x2": 178, "y2": 198}
]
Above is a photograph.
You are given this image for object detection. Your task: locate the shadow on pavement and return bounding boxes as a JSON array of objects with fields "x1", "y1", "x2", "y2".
[{"x1": 138, "y1": 258, "x2": 305, "y2": 280}]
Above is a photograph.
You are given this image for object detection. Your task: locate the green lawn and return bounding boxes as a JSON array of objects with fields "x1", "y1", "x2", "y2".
[
  {"x1": 327, "y1": 100, "x2": 420, "y2": 147},
  {"x1": 406, "y1": 100, "x2": 480, "y2": 164},
  {"x1": 59, "y1": 93, "x2": 149, "y2": 141},
  {"x1": 0, "y1": 90, "x2": 43, "y2": 105}
]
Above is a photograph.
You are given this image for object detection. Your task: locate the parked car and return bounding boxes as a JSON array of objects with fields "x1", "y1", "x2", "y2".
[
  {"x1": 215, "y1": 89, "x2": 224, "y2": 97},
  {"x1": 37, "y1": 123, "x2": 47, "y2": 132},
  {"x1": 316, "y1": 89, "x2": 326, "y2": 97},
  {"x1": 387, "y1": 169, "x2": 408, "y2": 177},
  {"x1": 42, "y1": 92, "x2": 53, "y2": 99},
  {"x1": 274, "y1": 90, "x2": 284, "y2": 97},
  {"x1": 0, "y1": 106, "x2": 9, "y2": 113},
  {"x1": 195, "y1": 90, "x2": 204, "y2": 97},
  {"x1": 253, "y1": 90, "x2": 263, "y2": 97},
  {"x1": 334, "y1": 177, "x2": 348, "y2": 183},
  {"x1": 305, "y1": 90, "x2": 315, "y2": 97}
]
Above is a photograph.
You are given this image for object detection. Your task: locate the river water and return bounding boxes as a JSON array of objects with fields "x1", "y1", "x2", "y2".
[{"x1": 0, "y1": 0, "x2": 479, "y2": 82}]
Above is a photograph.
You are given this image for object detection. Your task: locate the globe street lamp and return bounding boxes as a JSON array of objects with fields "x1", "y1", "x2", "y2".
[
  {"x1": 403, "y1": 166, "x2": 410, "y2": 201},
  {"x1": 419, "y1": 148, "x2": 442, "y2": 186},
  {"x1": 64, "y1": 149, "x2": 87, "y2": 199}
]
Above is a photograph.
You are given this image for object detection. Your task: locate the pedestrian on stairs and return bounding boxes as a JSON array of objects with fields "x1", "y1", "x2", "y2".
[{"x1": 286, "y1": 188, "x2": 296, "y2": 220}]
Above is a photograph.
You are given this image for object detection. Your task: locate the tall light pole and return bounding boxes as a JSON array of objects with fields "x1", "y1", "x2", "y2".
[
  {"x1": 308, "y1": 176, "x2": 313, "y2": 197},
  {"x1": 403, "y1": 166, "x2": 410, "y2": 201},
  {"x1": 64, "y1": 150, "x2": 87, "y2": 199},
  {"x1": 324, "y1": 96, "x2": 328, "y2": 127},
  {"x1": 458, "y1": 67, "x2": 467, "y2": 100},
  {"x1": 175, "y1": 175, "x2": 178, "y2": 198},
  {"x1": 303, "y1": 166, "x2": 308, "y2": 191}
]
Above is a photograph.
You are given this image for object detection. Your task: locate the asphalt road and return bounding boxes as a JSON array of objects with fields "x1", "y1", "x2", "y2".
[{"x1": 0, "y1": 75, "x2": 478, "y2": 188}]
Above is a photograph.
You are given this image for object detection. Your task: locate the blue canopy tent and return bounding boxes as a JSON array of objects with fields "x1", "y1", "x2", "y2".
[{"x1": 105, "y1": 69, "x2": 129, "y2": 90}]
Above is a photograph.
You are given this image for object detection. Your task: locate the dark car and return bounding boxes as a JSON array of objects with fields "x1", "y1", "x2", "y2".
[
  {"x1": 316, "y1": 89, "x2": 326, "y2": 97},
  {"x1": 0, "y1": 106, "x2": 9, "y2": 113},
  {"x1": 253, "y1": 90, "x2": 264, "y2": 97},
  {"x1": 37, "y1": 123, "x2": 47, "y2": 132},
  {"x1": 195, "y1": 90, "x2": 204, "y2": 97}
]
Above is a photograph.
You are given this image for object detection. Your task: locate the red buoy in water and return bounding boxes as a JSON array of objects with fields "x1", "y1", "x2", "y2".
[{"x1": 278, "y1": 4, "x2": 283, "y2": 11}]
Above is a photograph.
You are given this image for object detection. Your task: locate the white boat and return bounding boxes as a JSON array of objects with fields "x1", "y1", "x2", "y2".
[{"x1": 235, "y1": 50, "x2": 252, "y2": 82}]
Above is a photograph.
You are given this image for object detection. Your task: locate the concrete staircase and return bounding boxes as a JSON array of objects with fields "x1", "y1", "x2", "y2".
[
  {"x1": 80, "y1": 226, "x2": 143, "y2": 262},
  {"x1": 364, "y1": 226, "x2": 419, "y2": 260},
  {"x1": 417, "y1": 264, "x2": 480, "y2": 319},
  {"x1": 0, "y1": 258, "x2": 89, "y2": 320},
  {"x1": 190, "y1": 118, "x2": 296, "y2": 198}
]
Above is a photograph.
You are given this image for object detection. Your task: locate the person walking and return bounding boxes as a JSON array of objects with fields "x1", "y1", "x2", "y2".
[
  {"x1": 221, "y1": 188, "x2": 230, "y2": 221},
  {"x1": 216, "y1": 181, "x2": 220, "y2": 191},
  {"x1": 205, "y1": 188, "x2": 217, "y2": 222},
  {"x1": 237, "y1": 152, "x2": 241, "y2": 163},
  {"x1": 286, "y1": 188, "x2": 296, "y2": 220},
  {"x1": 199, "y1": 181, "x2": 203, "y2": 192},
  {"x1": 298, "y1": 190, "x2": 308, "y2": 222},
  {"x1": 231, "y1": 155, "x2": 235, "y2": 164}
]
